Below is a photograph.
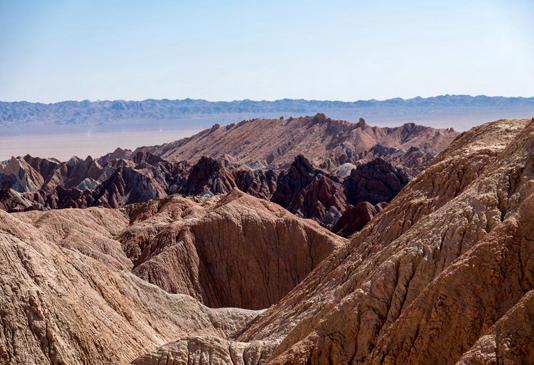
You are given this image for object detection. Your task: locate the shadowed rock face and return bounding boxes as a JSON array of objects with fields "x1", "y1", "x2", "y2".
[
  {"x1": 332, "y1": 201, "x2": 387, "y2": 237},
  {"x1": 271, "y1": 155, "x2": 347, "y2": 227},
  {"x1": 0, "y1": 153, "x2": 165, "y2": 209},
  {"x1": 344, "y1": 157, "x2": 409, "y2": 205},
  {"x1": 181, "y1": 156, "x2": 237, "y2": 195},
  {"x1": 120, "y1": 189, "x2": 345, "y2": 309},
  {"x1": 234, "y1": 168, "x2": 278, "y2": 200},
  {"x1": 0, "y1": 151, "x2": 409, "y2": 234},
  {"x1": 0, "y1": 153, "x2": 280, "y2": 211},
  {"x1": 270, "y1": 155, "x2": 408, "y2": 228}
]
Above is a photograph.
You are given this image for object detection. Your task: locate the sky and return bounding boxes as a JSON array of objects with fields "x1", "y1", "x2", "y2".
[{"x1": 0, "y1": 0, "x2": 533, "y2": 103}]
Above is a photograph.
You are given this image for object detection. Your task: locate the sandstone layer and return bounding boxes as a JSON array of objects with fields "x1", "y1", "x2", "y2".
[{"x1": 137, "y1": 114, "x2": 457, "y2": 169}]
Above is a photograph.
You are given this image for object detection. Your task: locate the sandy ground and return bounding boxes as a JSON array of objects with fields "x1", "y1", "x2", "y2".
[{"x1": 0, "y1": 129, "x2": 199, "y2": 161}]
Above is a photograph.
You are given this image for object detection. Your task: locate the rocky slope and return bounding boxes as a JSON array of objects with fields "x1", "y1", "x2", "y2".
[
  {"x1": 0, "y1": 206, "x2": 261, "y2": 365},
  {"x1": 2, "y1": 117, "x2": 533, "y2": 365},
  {"x1": 120, "y1": 189, "x2": 345, "y2": 309},
  {"x1": 137, "y1": 115, "x2": 457, "y2": 169},
  {"x1": 0, "y1": 188, "x2": 344, "y2": 364},
  {"x1": 234, "y1": 118, "x2": 534, "y2": 364},
  {"x1": 134, "y1": 118, "x2": 534, "y2": 364}
]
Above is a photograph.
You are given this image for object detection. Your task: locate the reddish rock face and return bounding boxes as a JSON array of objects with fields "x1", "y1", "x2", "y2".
[
  {"x1": 234, "y1": 168, "x2": 278, "y2": 200},
  {"x1": 344, "y1": 157, "x2": 409, "y2": 205},
  {"x1": 271, "y1": 155, "x2": 347, "y2": 227},
  {"x1": 137, "y1": 115, "x2": 458, "y2": 168},
  {"x1": 181, "y1": 156, "x2": 237, "y2": 195},
  {"x1": 332, "y1": 201, "x2": 387, "y2": 237},
  {"x1": 120, "y1": 189, "x2": 345, "y2": 309}
]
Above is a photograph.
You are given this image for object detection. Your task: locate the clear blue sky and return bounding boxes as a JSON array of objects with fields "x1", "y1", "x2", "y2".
[{"x1": 1, "y1": 0, "x2": 533, "y2": 102}]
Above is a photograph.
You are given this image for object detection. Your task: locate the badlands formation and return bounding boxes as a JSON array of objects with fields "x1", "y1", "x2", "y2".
[
  {"x1": 0, "y1": 116, "x2": 455, "y2": 235},
  {"x1": 137, "y1": 114, "x2": 456, "y2": 169},
  {"x1": 0, "y1": 117, "x2": 532, "y2": 364},
  {"x1": 0, "y1": 189, "x2": 343, "y2": 364}
]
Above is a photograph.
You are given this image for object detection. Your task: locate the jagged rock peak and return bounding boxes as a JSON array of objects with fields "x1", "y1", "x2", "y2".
[
  {"x1": 311, "y1": 112, "x2": 328, "y2": 123},
  {"x1": 355, "y1": 117, "x2": 367, "y2": 128}
]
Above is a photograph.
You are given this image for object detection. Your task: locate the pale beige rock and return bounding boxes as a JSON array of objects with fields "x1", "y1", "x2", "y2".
[
  {"x1": 0, "y1": 156, "x2": 44, "y2": 192},
  {"x1": 0, "y1": 207, "x2": 261, "y2": 365},
  {"x1": 132, "y1": 336, "x2": 278, "y2": 365}
]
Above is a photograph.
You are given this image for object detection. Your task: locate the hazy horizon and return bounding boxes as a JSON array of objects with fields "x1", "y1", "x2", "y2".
[{"x1": 0, "y1": 129, "x2": 199, "y2": 161}]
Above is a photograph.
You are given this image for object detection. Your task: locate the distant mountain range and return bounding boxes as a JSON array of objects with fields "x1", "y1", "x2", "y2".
[{"x1": 1, "y1": 95, "x2": 534, "y2": 133}]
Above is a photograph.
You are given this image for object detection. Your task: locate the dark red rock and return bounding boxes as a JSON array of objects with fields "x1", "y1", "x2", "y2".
[
  {"x1": 332, "y1": 201, "x2": 387, "y2": 237},
  {"x1": 233, "y1": 168, "x2": 277, "y2": 200},
  {"x1": 181, "y1": 156, "x2": 237, "y2": 195},
  {"x1": 344, "y1": 158, "x2": 409, "y2": 205},
  {"x1": 271, "y1": 155, "x2": 347, "y2": 226}
]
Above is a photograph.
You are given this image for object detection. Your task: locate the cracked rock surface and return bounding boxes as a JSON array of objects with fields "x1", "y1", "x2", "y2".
[{"x1": 235, "y1": 118, "x2": 534, "y2": 365}]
